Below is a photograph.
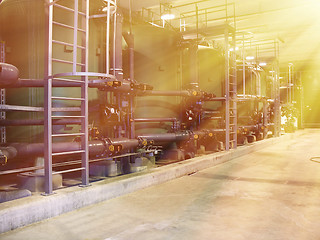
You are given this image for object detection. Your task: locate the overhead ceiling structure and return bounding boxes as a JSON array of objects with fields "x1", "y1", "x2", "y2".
[{"x1": 119, "y1": 0, "x2": 320, "y2": 67}]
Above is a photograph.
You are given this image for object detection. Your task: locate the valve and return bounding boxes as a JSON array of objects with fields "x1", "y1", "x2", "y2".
[
  {"x1": 138, "y1": 137, "x2": 153, "y2": 148},
  {"x1": 89, "y1": 127, "x2": 100, "y2": 140},
  {"x1": 131, "y1": 83, "x2": 153, "y2": 91},
  {"x1": 103, "y1": 105, "x2": 120, "y2": 122},
  {"x1": 0, "y1": 150, "x2": 8, "y2": 166},
  {"x1": 105, "y1": 80, "x2": 122, "y2": 88}
]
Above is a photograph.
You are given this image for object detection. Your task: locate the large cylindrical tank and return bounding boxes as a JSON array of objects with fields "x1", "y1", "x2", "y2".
[
  {"x1": 197, "y1": 47, "x2": 224, "y2": 113},
  {"x1": 0, "y1": 0, "x2": 103, "y2": 142},
  {"x1": 127, "y1": 23, "x2": 181, "y2": 135},
  {"x1": 128, "y1": 25, "x2": 225, "y2": 133}
]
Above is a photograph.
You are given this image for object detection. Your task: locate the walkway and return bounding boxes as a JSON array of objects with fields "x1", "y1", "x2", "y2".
[{"x1": 1, "y1": 129, "x2": 320, "y2": 240}]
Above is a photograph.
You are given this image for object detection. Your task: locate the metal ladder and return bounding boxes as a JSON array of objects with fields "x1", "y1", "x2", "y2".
[
  {"x1": 0, "y1": 41, "x2": 6, "y2": 144},
  {"x1": 225, "y1": 25, "x2": 237, "y2": 150},
  {"x1": 44, "y1": 0, "x2": 89, "y2": 194}
]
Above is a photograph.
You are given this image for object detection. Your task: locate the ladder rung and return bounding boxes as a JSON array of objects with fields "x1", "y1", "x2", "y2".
[
  {"x1": 53, "y1": 3, "x2": 74, "y2": 12},
  {"x1": 52, "y1": 116, "x2": 85, "y2": 118},
  {"x1": 52, "y1": 150, "x2": 85, "y2": 156},
  {"x1": 52, "y1": 21, "x2": 86, "y2": 33},
  {"x1": 53, "y1": 167, "x2": 85, "y2": 175},
  {"x1": 52, "y1": 96, "x2": 85, "y2": 101},
  {"x1": 52, "y1": 40, "x2": 86, "y2": 50},
  {"x1": 53, "y1": 78, "x2": 84, "y2": 83},
  {"x1": 52, "y1": 58, "x2": 85, "y2": 66},
  {"x1": 53, "y1": 3, "x2": 86, "y2": 16},
  {"x1": 230, "y1": 132, "x2": 236, "y2": 134},
  {"x1": 52, "y1": 107, "x2": 81, "y2": 112},
  {"x1": 52, "y1": 133, "x2": 85, "y2": 137}
]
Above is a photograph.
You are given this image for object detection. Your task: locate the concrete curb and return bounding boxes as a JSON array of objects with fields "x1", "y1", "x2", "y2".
[{"x1": 0, "y1": 133, "x2": 297, "y2": 233}]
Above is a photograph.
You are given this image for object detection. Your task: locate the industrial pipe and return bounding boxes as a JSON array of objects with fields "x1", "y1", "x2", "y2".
[
  {"x1": 134, "y1": 118, "x2": 177, "y2": 123},
  {"x1": 0, "y1": 63, "x2": 19, "y2": 86},
  {"x1": 2, "y1": 138, "x2": 141, "y2": 160},
  {"x1": 138, "y1": 132, "x2": 191, "y2": 143},
  {"x1": 110, "y1": 10, "x2": 123, "y2": 80},
  {"x1": 0, "y1": 78, "x2": 116, "y2": 88},
  {"x1": 137, "y1": 129, "x2": 223, "y2": 144},
  {"x1": 139, "y1": 90, "x2": 216, "y2": 99},
  {"x1": 139, "y1": 90, "x2": 193, "y2": 97},
  {"x1": 0, "y1": 119, "x2": 81, "y2": 126}
]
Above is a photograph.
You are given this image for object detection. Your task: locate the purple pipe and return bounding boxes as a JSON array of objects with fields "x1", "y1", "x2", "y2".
[
  {"x1": 4, "y1": 138, "x2": 140, "y2": 160},
  {"x1": 0, "y1": 119, "x2": 81, "y2": 126},
  {"x1": 134, "y1": 118, "x2": 177, "y2": 123}
]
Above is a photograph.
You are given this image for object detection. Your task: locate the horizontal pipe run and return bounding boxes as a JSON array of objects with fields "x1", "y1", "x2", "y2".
[
  {"x1": 134, "y1": 118, "x2": 177, "y2": 123},
  {"x1": 139, "y1": 90, "x2": 193, "y2": 97},
  {"x1": 138, "y1": 129, "x2": 226, "y2": 145},
  {"x1": 205, "y1": 97, "x2": 226, "y2": 101},
  {"x1": 0, "y1": 79, "x2": 106, "y2": 88},
  {"x1": 9, "y1": 141, "x2": 105, "y2": 159},
  {"x1": 138, "y1": 132, "x2": 191, "y2": 143},
  {"x1": 0, "y1": 119, "x2": 81, "y2": 126},
  {"x1": 0, "y1": 79, "x2": 136, "y2": 94},
  {"x1": 238, "y1": 123, "x2": 271, "y2": 132},
  {"x1": 138, "y1": 90, "x2": 218, "y2": 100},
  {"x1": 0, "y1": 150, "x2": 158, "y2": 176},
  {"x1": 5, "y1": 138, "x2": 140, "y2": 160},
  {"x1": 0, "y1": 105, "x2": 81, "y2": 112}
]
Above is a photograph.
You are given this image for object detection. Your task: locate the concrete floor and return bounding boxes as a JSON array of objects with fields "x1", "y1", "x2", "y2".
[{"x1": 2, "y1": 129, "x2": 320, "y2": 240}]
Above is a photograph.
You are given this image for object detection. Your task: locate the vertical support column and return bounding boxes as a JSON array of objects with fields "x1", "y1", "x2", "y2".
[
  {"x1": 262, "y1": 99, "x2": 268, "y2": 138},
  {"x1": 111, "y1": 11, "x2": 123, "y2": 81},
  {"x1": 128, "y1": 0, "x2": 135, "y2": 139},
  {"x1": 0, "y1": 41, "x2": 6, "y2": 144},
  {"x1": 81, "y1": 75, "x2": 89, "y2": 186},
  {"x1": 242, "y1": 34, "x2": 246, "y2": 96},
  {"x1": 273, "y1": 41, "x2": 281, "y2": 137},
  {"x1": 288, "y1": 63, "x2": 293, "y2": 104},
  {"x1": 44, "y1": 0, "x2": 53, "y2": 195},
  {"x1": 231, "y1": 28, "x2": 237, "y2": 149},
  {"x1": 224, "y1": 27, "x2": 230, "y2": 151},
  {"x1": 80, "y1": 0, "x2": 89, "y2": 186},
  {"x1": 73, "y1": 0, "x2": 79, "y2": 74},
  {"x1": 298, "y1": 72, "x2": 304, "y2": 129},
  {"x1": 189, "y1": 43, "x2": 198, "y2": 86},
  {"x1": 111, "y1": 9, "x2": 123, "y2": 137},
  {"x1": 106, "y1": 1, "x2": 111, "y2": 75}
]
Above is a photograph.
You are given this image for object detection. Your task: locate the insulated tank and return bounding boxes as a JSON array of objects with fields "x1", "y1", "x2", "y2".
[{"x1": 0, "y1": 0, "x2": 103, "y2": 142}]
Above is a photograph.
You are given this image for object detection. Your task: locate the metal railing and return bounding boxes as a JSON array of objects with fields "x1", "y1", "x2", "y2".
[{"x1": 44, "y1": 0, "x2": 117, "y2": 195}]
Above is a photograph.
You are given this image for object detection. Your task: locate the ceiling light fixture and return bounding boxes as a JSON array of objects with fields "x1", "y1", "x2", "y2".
[
  {"x1": 229, "y1": 47, "x2": 239, "y2": 52},
  {"x1": 246, "y1": 56, "x2": 255, "y2": 60},
  {"x1": 259, "y1": 62, "x2": 267, "y2": 66},
  {"x1": 161, "y1": 14, "x2": 175, "y2": 20}
]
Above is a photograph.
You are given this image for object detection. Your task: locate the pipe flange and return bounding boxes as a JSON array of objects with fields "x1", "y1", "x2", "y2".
[{"x1": 102, "y1": 138, "x2": 113, "y2": 156}]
